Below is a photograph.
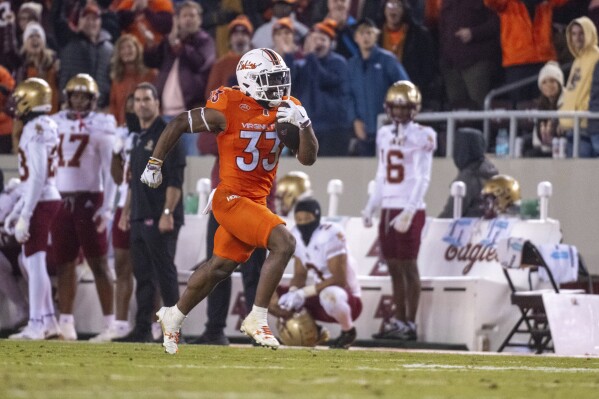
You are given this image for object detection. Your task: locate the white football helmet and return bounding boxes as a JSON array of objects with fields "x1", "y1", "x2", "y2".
[{"x1": 236, "y1": 48, "x2": 290, "y2": 107}]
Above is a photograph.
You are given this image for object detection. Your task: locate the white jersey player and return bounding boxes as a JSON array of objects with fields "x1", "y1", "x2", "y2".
[
  {"x1": 49, "y1": 73, "x2": 116, "y2": 341},
  {"x1": 276, "y1": 199, "x2": 363, "y2": 349},
  {"x1": 6, "y1": 78, "x2": 62, "y2": 340},
  {"x1": 362, "y1": 81, "x2": 436, "y2": 341}
]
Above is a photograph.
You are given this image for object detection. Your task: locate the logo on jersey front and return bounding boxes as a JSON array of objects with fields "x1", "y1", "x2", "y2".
[
  {"x1": 144, "y1": 139, "x2": 154, "y2": 152},
  {"x1": 239, "y1": 104, "x2": 250, "y2": 112},
  {"x1": 241, "y1": 122, "x2": 275, "y2": 130}
]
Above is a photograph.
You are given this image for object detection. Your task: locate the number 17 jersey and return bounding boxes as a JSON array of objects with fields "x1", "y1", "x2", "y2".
[
  {"x1": 51, "y1": 111, "x2": 116, "y2": 193},
  {"x1": 206, "y1": 86, "x2": 301, "y2": 202}
]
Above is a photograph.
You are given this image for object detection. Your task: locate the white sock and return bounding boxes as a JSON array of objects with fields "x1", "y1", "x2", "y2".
[
  {"x1": 103, "y1": 314, "x2": 115, "y2": 329},
  {"x1": 250, "y1": 305, "x2": 268, "y2": 323},
  {"x1": 60, "y1": 314, "x2": 75, "y2": 325},
  {"x1": 24, "y1": 251, "x2": 53, "y2": 322},
  {"x1": 115, "y1": 319, "x2": 130, "y2": 330},
  {"x1": 320, "y1": 286, "x2": 353, "y2": 331}
]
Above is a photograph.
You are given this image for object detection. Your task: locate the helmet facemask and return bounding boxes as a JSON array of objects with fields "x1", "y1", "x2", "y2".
[{"x1": 253, "y1": 68, "x2": 290, "y2": 107}]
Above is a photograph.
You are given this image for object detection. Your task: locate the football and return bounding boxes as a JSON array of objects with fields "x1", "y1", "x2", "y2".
[{"x1": 275, "y1": 103, "x2": 300, "y2": 152}]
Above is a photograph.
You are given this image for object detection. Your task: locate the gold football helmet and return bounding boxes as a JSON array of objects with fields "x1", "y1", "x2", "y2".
[
  {"x1": 481, "y1": 174, "x2": 521, "y2": 213},
  {"x1": 276, "y1": 171, "x2": 311, "y2": 216},
  {"x1": 11, "y1": 78, "x2": 53, "y2": 117},
  {"x1": 385, "y1": 80, "x2": 421, "y2": 123},
  {"x1": 65, "y1": 73, "x2": 99, "y2": 97},
  {"x1": 277, "y1": 310, "x2": 320, "y2": 347}
]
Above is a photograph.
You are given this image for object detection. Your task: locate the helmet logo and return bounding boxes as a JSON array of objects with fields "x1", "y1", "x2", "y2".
[{"x1": 238, "y1": 60, "x2": 260, "y2": 70}]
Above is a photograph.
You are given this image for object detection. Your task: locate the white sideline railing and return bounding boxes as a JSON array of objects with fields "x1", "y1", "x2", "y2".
[{"x1": 408, "y1": 110, "x2": 599, "y2": 159}]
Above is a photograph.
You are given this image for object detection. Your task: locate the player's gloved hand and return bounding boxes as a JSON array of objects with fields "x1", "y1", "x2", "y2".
[
  {"x1": 278, "y1": 289, "x2": 306, "y2": 311},
  {"x1": 361, "y1": 208, "x2": 374, "y2": 228},
  {"x1": 276, "y1": 100, "x2": 311, "y2": 129},
  {"x1": 140, "y1": 157, "x2": 163, "y2": 188},
  {"x1": 390, "y1": 208, "x2": 416, "y2": 233},
  {"x1": 14, "y1": 216, "x2": 30, "y2": 243}
]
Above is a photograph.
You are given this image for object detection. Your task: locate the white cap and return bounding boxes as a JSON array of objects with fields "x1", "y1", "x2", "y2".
[{"x1": 538, "y1": 61, "x2": 564, "y2": 89}]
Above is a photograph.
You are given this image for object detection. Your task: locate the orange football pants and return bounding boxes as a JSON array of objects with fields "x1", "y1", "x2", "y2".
[{"x1": 212, "y1": 188, "x2": 285, "y2": 263}]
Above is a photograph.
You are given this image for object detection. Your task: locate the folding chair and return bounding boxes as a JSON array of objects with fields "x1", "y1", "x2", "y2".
[{"x1": 497, "y1": 240, "x2": 585, "y2": 354}]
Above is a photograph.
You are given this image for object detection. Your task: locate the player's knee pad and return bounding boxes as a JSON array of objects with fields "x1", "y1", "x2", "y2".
[{"x1": 319, "y1": 286, "x2": 348, "y2": 315}]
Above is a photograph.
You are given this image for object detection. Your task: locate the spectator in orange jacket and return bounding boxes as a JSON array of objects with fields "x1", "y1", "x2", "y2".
[
  {"x1": 116, "y1": 0, "x2": 174, "y2": 48},
  {"x1": 485, "y1": 0, "x2": 569, "y2": 104},
  {"x1": 109, "y1": 34, "x2": 158, "y2": 125},
  {"x1": 0, "y1": 65, "x2": 15, "y2": 154}
]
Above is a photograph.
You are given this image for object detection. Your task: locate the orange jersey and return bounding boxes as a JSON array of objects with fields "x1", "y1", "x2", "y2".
[{"x1": 206, "y1": 86, "x2": 301, "y2": 202}]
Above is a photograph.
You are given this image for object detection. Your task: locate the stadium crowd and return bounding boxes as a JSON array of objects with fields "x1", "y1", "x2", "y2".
[
  {"x1": 0, "y1": 0, "x2": 594, "y2": 349},
  {"x1": 1, "y1": 0, "x2": 599, "y2": 158}
]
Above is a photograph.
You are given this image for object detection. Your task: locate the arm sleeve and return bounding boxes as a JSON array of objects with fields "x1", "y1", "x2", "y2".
[
  {"x1": 406, "y1": 144, "x2": 434, "y2": 211},
  {"x1": 20, "y1": 142, "x2": 46, "y2": 219},
  {"x1": 96, "y1": 132, "x2": 117, "y2": 211}
]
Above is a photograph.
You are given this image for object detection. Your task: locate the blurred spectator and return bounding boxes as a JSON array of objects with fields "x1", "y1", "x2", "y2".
[
  {"x1": 15, "y1": 23, "x2": 60, "y2": 114},
  {"x1": 325, "y1": 0, "x2": 359, "y2": 59},
  {"x1": 204, "y1": 15, "x2": 253, "y2": 99},
  {"x1": 526, "y1": 61, "x2": 563, "y2": 157},
  {"x1": 348, "y1": 18, "x2": 409, "y2": 156},
  {"x1": 440, "y1": 0, "x2": 500, "y2": 110},
  {"x1": 272, "y1": 17, "x2": 302, "y2": 59},
  {"x1": 288, "y1": 20, "x2": 352, "y2": 156},
  {"x1": 109, "y1": 34, "x2": 158, "y2": 126},
  {"x1": 560, "y1": 17, "x2": 599, "y2": 158},
  {"x1": 115, "y1": 0, "x2": 174, "y2": 48},
  {"x1": 53, "y1": 0, "x2": 119, "y2": 47},
  {"x1": 58, "y1": 4, "x2": 114, "y2": 109},
  {"x1": 484, "y1": 0, "x2": 568, "y2": 104},
  {"x1": 438, "y1": 128, "x2": 499, "y2": 218},
  {"x1": 293, "y1": 0, "x2": 328, "y2": 26},
  {"x1": 381, "y1": 0, "x2": 437, "y2": 110},
  {"x1": 252, "y1": 0, "x2": 309, "y2": 49},
  {"x1": 199, "y1": 0, "x2": 243, "y2": 57},
  {"x1": 0, "y1": 1, "x2": 19, "y2": 72},
  {"x1": 144, "y1": 0, "x2": 215, "y2": 156},
  {"x1": 16, "y1": 2, "x2": 42, "y2": 46},
  {"x1": 0, "y1": 64, "x2": 14, "y2": 154}
]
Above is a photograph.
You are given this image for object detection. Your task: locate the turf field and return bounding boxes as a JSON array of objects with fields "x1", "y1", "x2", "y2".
[{"x1": 1, "y1": 340, "x2": 599, "y2": 399}]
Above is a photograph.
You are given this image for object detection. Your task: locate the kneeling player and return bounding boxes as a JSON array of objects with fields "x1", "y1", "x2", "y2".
[{"x1": 273, "y1": 198, "x2": 362, "y2": 349}]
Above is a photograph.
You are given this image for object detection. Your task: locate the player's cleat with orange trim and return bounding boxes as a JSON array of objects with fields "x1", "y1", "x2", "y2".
[
  {"x1": 156, "y1": 307, "x2": 182, "y2": 355},
  {"x1": 240, "y1": 315, "x2": 280, "y2": 350}
]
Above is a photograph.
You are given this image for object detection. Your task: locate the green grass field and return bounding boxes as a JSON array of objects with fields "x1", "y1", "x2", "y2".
[{"x1": 1, "y1": 340, "x2": 599, "y2": 399}]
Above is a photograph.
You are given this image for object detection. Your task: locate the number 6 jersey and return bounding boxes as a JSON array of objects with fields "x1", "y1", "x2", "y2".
[
  {"x1": 51, "y1": 111, "x2": 116, "y2": 193},
  {"x1": 370, "y1": 121, "x2": 437, "y2": 211}
]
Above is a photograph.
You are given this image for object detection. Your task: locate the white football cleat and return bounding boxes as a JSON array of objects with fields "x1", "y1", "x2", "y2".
[
  {"x1": 240, "y1": 315, "x2": 279, "y2": 350},
  {"x1": 43, "y1": 316, "x2": 62, "y2": 339},
  {"x1": 156, "y1": 307, "x2": 182, "y2": 355},
  {"x1": 59, "y1": 321, "x2": 78, "y2": 341},
  {"x1": 9, "y1": 321, "x2": 45, "y2": 340},
  {"x1": 89, "y1": 324, "x2": 130, "y2": 343}
]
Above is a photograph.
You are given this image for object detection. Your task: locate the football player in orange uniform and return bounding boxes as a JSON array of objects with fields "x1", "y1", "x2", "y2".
[{"x1": 141, "y1": 48, "x2": 318, "y2": 353}]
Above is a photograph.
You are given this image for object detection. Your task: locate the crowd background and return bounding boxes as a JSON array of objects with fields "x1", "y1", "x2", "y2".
[{"x1": 1, "y1": 0, "x2": 598, "y2": 158}]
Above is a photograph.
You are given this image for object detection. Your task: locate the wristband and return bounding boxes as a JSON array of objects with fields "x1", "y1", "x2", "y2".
[{"x1": 148, "y1": 157, "x2": 163, "y2": 167}]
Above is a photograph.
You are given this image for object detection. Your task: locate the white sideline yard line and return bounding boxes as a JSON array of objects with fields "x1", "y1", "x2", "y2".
[{"x1": 131, "y1": 362, "x2": 599, "y2": 374}]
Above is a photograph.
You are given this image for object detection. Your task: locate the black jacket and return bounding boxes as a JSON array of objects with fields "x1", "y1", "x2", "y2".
[{"x1": 129, "y1": 117, "x2": 186, "y2": 225}]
